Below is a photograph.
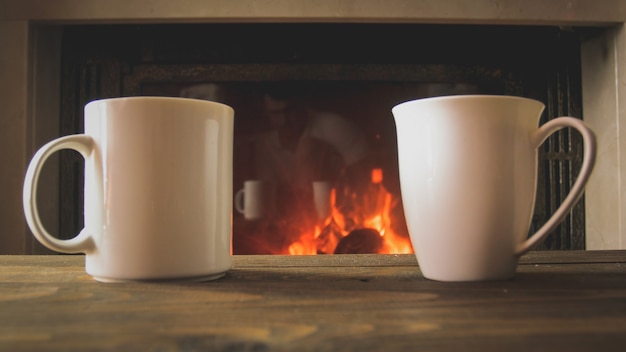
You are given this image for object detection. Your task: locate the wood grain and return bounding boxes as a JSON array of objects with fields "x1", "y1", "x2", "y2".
[{"x1": 1, "y1": 252, "x2": 625, "y2": 351}]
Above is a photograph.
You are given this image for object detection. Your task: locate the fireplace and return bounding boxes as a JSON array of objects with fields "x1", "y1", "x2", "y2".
[
  {"x1": 1, "y1": 1, "x2": 624, "y2": 254},
  {"x1": 55, "y1": 23, "x2": 586, "y2": 254}
]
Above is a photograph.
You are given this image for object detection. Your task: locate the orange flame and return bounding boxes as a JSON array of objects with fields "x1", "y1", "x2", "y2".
[
  {"x1": 288, "y1": 168, "x2": 413, "y2": 255},
  {"x1": 371, "y1": 168, "x2": 384, "y2": 184}
]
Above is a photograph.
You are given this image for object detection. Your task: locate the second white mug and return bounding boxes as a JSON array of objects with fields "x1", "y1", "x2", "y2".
[{"x1": 393, "y1": 95, "x2": 596, "y2": 282}]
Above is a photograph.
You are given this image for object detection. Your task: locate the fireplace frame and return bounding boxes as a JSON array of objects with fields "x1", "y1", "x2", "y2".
[
  {"x1": 1, "y1": 0, "x2": 625, "y2": 253},
  {"x1": 58, "y1": 23, "x2": 585, "y2": 253}
]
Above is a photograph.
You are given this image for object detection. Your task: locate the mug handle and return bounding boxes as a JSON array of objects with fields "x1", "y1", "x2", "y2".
[
  {"x1": 234, "y1": 189, "x2": 245, "y2": 214},
  {"x1": 23, "y1": 135, "x2": 96, "y2": 253},
  {"x1": 515, "y1": 117, "x2": 597, "y2": 256}
]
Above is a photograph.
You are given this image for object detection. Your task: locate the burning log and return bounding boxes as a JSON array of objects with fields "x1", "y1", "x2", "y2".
[
  {"x1": 315, "y1": 217, "x2": 343, "y2": 254},
  {"x1": 334, "y1": 228, "x2": 383, "y2": 254}
]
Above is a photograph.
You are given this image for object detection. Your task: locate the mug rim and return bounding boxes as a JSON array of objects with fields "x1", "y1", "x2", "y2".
[
  {"x1": 85, "y1": 96, "x2": 235, "y2": 115},
  {"x1": 392, "y1": 94, "x2": 544, "y2": 113}
]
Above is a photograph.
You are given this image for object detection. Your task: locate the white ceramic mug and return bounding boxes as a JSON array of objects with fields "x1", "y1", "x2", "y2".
[
  {"x1": 392, "y1": 95, "x2": 596, "y2": 282},
  {"x1": 23, "y1": 97, "x2": 234, "y2": 282},
  {"x1": 234, "y1": 180, "x2": 275, "y2": 220}
]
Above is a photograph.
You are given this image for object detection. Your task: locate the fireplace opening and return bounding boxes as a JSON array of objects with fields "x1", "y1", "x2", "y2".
[
  {"x1": 171, "y1": 79, "x2": 498, "y2": 254},
  {"x1": 59, "y1": 23, "x2": 587, "y2": 253}
]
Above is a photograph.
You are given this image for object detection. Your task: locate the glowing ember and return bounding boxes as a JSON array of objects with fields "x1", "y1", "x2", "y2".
[{"x1": 288, "y1": 168, "x2": 413, "y2": 255}]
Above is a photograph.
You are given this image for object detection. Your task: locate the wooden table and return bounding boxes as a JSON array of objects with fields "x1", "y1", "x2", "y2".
[{"x1": 1, "y1": 251, "x2": 625, "y2": 351}]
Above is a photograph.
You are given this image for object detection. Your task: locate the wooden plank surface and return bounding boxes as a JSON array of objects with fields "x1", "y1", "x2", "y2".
[{"x1": 1, "y1": 252, "x2": 626, "y2": 351}]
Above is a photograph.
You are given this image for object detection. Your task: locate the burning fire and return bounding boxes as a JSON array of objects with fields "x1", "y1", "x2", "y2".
[{"x1": 288, "y1": 168, "x2": 413, "y2": 255}]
